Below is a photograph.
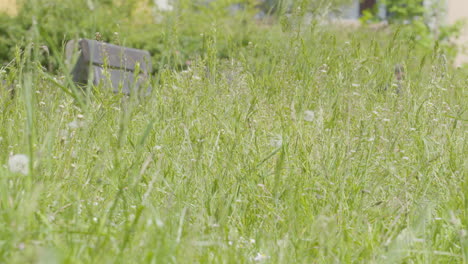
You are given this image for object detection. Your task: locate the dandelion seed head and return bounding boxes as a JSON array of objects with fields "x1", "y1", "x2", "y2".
[
  {"x1": 304, "y1": 110, "x2": 315, "y2": 122},
  {"x1": 8, "y1": 154, "x2": 29, "y2": 175}
]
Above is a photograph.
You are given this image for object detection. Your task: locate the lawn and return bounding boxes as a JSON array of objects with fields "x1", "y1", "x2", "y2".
[{"x1": 0, "y1": 1, "x2": 467, "y2": 263}]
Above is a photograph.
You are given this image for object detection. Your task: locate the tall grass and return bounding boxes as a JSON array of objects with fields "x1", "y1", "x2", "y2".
[{"x1": 0, "y1": 1, "x2": 466, "y2": 263}]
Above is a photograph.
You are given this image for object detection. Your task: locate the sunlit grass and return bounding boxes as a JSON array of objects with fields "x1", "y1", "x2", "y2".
[{"x1": 0, "y1": 3, "x2": 467, "y2": 263}]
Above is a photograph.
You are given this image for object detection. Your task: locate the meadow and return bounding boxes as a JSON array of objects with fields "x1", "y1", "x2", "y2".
[{"x1": 0, "y1": 1, "x2": 467, "y2": 263}]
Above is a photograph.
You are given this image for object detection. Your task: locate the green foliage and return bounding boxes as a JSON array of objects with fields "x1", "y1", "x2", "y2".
[
  {"x1": 0, "y1": 0, "x2": 260, "y2": 71},
  {"x1": 384, "y1": 0, "x2": 425, "y2": 22}
]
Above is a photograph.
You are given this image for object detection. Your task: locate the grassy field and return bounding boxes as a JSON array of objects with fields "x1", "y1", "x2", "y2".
[{"x1": 0, "y1": 1, "x2": 467, "y2": 263}]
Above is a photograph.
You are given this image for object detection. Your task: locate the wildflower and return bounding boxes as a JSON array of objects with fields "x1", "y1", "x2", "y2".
[
  {"x1": 402, "y1": 156, "x2": 409, "y2": 161},
  {"x1": 270, "y1": 135, "x2": 283, "y2": 148},
  {"x1": 18, "y1": 243, "x2": 25, "y2": 251},
  {"x1": 351, "y1": 83, "x2": 360, "y2": 87},
  {"x1": 382, "y1": 118, "x2": 391, "y2": 122},
  {"x1": 8, "y1": 154, "x2": 29, "y2": 175},
  {"x1": 156, "y1": 218, "x2": 164, "y2": 227},
  {"x1": 253, "y1": 253, "x2": 270, "y2": 262},
  {"x1": 154, "y1": 145, "x2": 162, "y2": 151},
  {"x1": 460, "y1": 229, "x2": 467, "y2": 238},
  {"x1": 67, "y1": 120, "x2": 86, "y2": 129},
  {"x1": 304, "y1": 110, "x2": 315, "y2": 122}
]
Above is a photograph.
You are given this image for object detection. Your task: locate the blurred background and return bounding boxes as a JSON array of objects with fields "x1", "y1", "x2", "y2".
[{"x1": 0, "y1": 0, "x2": 467, "y2": 71}]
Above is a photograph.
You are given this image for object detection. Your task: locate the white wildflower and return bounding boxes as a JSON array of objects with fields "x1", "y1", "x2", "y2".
[
  {"x1": 402, "y1": 156, "x2": 409, "y2": 160},
  {"x1": 18, "y1": 243, "x2": 25, "y2": 251},
  {"x1": 8, "y1": 154, "x2": 29, "y2": 175},
  {"x1": 156, "y1": 218, "x2": 164, "y2": 227},
  {"x1": 304, "y1": 110, "x2": 315, "y2": 122},
  {"x1": 253, "y1": 253, "x2": 270, "y2": 262},
  {"x1": 154, "y1": 145, "x2": 162, "y2": 151},
  {"x1": 460, "y1": 229, "x2": 467, "y2": 238},
  {"x1": 351, "y1": 83, "x2": 360, "y2": 87},
  {"x1": 270, "y1": 135, "x2": 283, "y2": 148},
  {"x1": 382, "y1": 118, "x2": 391, "y2": 122},
  {"x1": 67, "y1": 120, "x2": 86, "y2": 129},
  {"x1": 154, "y1": 0, "x2": 174, "y2": 11}
]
